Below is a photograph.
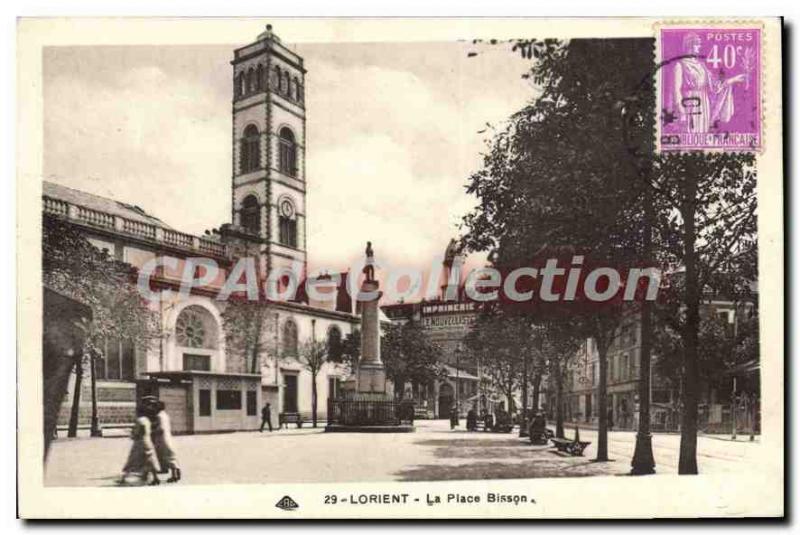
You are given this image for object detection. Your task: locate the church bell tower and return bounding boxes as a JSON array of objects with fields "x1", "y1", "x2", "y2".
[{"x1": 230, "y1": 24, "x2": 308, "y2": 291}]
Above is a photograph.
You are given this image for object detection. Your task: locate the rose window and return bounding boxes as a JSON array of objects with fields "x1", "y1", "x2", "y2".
[{"x1": 176, "y1": 311, "x2": 207, "y2": 348}]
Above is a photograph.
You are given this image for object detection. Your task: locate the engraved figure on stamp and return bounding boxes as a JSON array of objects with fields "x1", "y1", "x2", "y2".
[{"x1": 672, "y1": 32, "x2": 746, "y2": 133}]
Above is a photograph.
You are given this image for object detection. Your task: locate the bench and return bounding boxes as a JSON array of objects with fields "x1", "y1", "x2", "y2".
[
  {"x1": 279, "y1": 412, "x2": 304, "y2": 429},
  {"x1": 550, "y1": 437, "x2": 591, "y2": 456}
]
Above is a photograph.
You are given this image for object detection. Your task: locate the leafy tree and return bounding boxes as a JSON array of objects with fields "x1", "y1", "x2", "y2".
[
  {"x1": 464, "y1": 306, "x2": 584, "y2": 437},
  {"x1": 296, "y1": 339, "x2": 328, "y2": 428},
  {"x1": 462, "y1": 39, "x2": 654, "y2": 461},
  {"x1": 42, "y1": 217, "x2": 159, "y2": 437},
  {"x1": 337, "y1": 327, "x2": 361, "y2": 373},
  {"x1": 464, "y1": 309, "x2": 526, "y2": 415},
  {"x1": 539, "y1": 320, "x2": 586, "y2": 438},
  {"x1": 465, "y1": 36, "x2": 757, "y2": 472},
  {"x1": 654, "y1": 301, "x2": 759, "y2": 394},
  {"x1": 381, "y1": 321, "x2": 445, "y2": 400},
  {"x1": 651, "y1": 152, "x2": 756, "y2": 473}
]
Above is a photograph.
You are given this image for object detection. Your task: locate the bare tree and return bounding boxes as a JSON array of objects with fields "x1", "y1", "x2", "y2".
[{"x1": 297, "y1": 339, "x2": 328, "y2": 428}]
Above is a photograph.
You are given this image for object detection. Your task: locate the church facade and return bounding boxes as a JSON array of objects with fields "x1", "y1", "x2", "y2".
[{"x1": 45, "y1": 26, "x2": 362, "y2": 434}]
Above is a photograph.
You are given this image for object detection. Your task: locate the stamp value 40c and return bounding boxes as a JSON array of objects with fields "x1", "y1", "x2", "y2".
[{"x1": 658, "y1": 25, "x2": 762, "y2": 152}]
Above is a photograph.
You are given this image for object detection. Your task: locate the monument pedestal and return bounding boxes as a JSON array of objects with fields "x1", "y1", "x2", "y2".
[
  {"x1": 357, "y1": 363, "x2": 387, "y2": 395},
  {"x1": 325, "y1": 275, "x2": 414, "y2": 433}
]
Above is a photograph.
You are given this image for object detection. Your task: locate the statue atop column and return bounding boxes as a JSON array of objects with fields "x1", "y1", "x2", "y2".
[
  {"x1": 363, "y1": 241, "x2": 375, "y2": 282},
  {"x1": 325, "y1": 239, "x2": 413, "y2": 432}
]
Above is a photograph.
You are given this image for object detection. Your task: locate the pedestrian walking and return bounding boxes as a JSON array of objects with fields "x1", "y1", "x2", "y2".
[
  {"x1": 260, "y1": 402, "x2": 273, "y2": 432},
  {"x1": 607, "y1": 408, "x2": 614, "y2": 431},
  {"x1": 119, "y1": 403, "x2": 161, "y2": 486},
  {"x1": 449, "y1": 406, "x2": 459, "y2": 430},
  {"x1": 148, "y1": 399, "x2": 181, "y2": 483}
]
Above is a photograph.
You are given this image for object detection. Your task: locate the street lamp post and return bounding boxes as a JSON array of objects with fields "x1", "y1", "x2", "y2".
[
  {"x1": 731, "y1": 376, "x2": 738, "y2": 440},
  {"x1": 621, "y1": 95, "x2": 656, "y2": 475},
  {"x1": 455, "y1": 344, "x2": 461, "y2": 415},
  {"x1": 89, "y1": 348, "x2": 101, "y2": 437},
  {"x1": 520, "y1": 348, "x2": 529, "y2": 437}
]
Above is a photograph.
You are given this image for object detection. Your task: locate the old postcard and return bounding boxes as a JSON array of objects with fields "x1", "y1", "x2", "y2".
[{"x1": 17, "y1": 17, "x2": 783, "y2": 519}]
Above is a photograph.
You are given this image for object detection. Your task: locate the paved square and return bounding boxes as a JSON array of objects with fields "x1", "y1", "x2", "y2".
[{"x1": 44, "y1": 420, "x2": 763, "y2": 487}]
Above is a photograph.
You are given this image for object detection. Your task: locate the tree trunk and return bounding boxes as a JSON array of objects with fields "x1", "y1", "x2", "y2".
[
  {"x1": 532, "y1": 373, "x2": 542, "y2": 412},
  {"x1": 596, "y1": 333, "x2": 610, "y2": 462},
  {"x1": 250, "y1": 321, "x2": 262, "y2": 374},
  {"x1": 555, "y1": 367, "x2": 565, "y2": 438},
  {"x1": 311, "y1": 373, "x2": 318, "y2": 428},
  {"x1": 520, "y1": 353, "x2": 530, "y2": 437},
  {"x1": 506, "y1": 378, "x2": 515, "y2": 413},
  {"x1": 67, "y1": 356, "x2": 83, "y2": 438},
  {"x1": 89, "y1": 350, "x2": 101, "y2": 437},
  {"x1": 44, "y1": 355, "x2": 75, "y2": 459},
  {"x1": 679, "y1": 183, "x2": 700, "y2": 474}
]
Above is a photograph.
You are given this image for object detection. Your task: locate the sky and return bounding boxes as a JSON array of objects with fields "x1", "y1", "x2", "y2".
[{"x1": 43, "y1": 36, "x2": 534, "y2": 299}]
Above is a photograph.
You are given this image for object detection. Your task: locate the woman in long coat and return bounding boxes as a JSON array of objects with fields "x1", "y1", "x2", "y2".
[
  {"x1": 119, "y1": 405, "x2": 161, "y2": 485},
  {"x1": 150, "y1": 401, "x2": 181, "y2": 483}
]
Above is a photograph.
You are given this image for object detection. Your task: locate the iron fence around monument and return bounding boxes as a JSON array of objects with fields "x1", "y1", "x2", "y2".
[{"x1": 327, "y1": 398, "x2": 415, "y2": 426}]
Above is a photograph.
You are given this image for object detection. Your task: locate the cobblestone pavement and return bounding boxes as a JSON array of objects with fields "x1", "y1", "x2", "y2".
[{"x1": 44, "y1": 419, "x2": 764, "y2": 487}]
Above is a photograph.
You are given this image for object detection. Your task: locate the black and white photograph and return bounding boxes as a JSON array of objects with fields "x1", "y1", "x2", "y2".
[{"x1": 16, "y1": 17, "x2": 784, "y2": 519}]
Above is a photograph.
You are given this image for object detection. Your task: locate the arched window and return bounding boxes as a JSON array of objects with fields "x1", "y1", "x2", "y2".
[
  {"x1": 235, "y1": 72, "x2": 244, "y2": 98},
  {"x1": 240, "y1": 195, "x2": 260, "y2": 235},
  {"x1": 175, "y1": 305, "x2": 219, "y2": 371},
  {"x1": 278, "y1": 127, "x2": 297, "y2": 177},
  {"x1": 272, "y1": 66, "x2": 280, "y2": 90},
  {"x1": 240, "y1": 125, "x2": 261, "y2": 173},
  {"x1": 246, "y1": 68, "x2": 255, "y2": 93},
  {"x1": 256, "y1": 64, "x2": 264, "y2": 91},
  {"x1": 327, "y1": 325, "x2": 343, "y2": 360},
  {"x1": 176, "y1": 305, "x2": 218, "y2": 349},
  {"x1": 282, "y1": 319, "x2": 298, "y2": 357},
  {"x1": 278, "y1": 198, "x2": 298, "y2": 248}
]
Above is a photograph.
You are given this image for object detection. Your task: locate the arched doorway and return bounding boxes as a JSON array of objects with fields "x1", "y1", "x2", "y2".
[{"x1": 438, "y1": 382, "x2": 454, "y2": 419}]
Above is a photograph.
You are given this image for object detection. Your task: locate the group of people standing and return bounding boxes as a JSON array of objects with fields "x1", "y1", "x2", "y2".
[{"x1": 119, "y1": 396, "x2": 181, "y2": 486}]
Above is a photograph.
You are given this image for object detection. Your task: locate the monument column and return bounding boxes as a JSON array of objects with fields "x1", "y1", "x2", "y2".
[
  {"x1": 356, "y1": 242, "x2": 388, "y2": 395},
  {"x1": 359, "y1": 280, "x2": 381, "y2": 365},
  {"x1": 325, "y1": 241, "x2": 414, "y2": 432},
  {"x1": 356, "y1": 280, "x2": 388, "y2": 394}
]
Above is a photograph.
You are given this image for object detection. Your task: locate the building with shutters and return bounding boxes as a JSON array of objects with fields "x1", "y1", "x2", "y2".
[{"x1": 557, "y1": 295, "x2": 758, "y2": 433}]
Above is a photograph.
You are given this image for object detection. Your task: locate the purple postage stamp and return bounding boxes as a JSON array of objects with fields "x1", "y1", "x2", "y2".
[{"x1": 658, "y1": 26, "x2": 762, "y2": 152}]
